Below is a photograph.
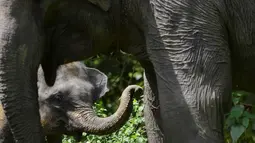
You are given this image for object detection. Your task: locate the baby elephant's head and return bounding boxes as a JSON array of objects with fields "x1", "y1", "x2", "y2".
[{"x1": 37, "y1": 61, "x2": 142, "y2": 137}]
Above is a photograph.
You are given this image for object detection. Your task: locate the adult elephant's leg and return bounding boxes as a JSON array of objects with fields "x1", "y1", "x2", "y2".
[
  {"x1": 145, "y1": 8, "x2": 232, "y2": 143},
  {"x1": 142, "y1": 61, "x2": 164, "y2": 143},
  {"x1": 0, "y1": 1, "x2": 45, "y2": 142},
  {"x1": 147, "y1": 39, "x2": 231, "y2": 142}
]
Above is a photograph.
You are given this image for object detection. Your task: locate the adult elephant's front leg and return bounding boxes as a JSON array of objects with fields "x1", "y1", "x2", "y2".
[
  {"x1": 142, "y1": 61, "x2": 164, "y2": 143},
  {"x1": 0, "y1": 1, "x2": 45, "y2": 142},
  {"x1": 146, "y1": 13, "x2": 232, "y2": 142},
  {"x1": 147, "y1": 40, "x2": 232, "y2": 142}
]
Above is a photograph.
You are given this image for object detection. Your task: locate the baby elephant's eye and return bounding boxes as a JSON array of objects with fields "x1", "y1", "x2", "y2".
[{"x1": 52, "y1": 92, "x2": 64, "y2": 101}]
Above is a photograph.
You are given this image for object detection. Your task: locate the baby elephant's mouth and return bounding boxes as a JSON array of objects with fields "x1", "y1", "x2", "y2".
[
  {"x1": 42, "y1": 119, "x2": 67, "y2": 135},
  {"x1": 41, "y1": 116, "x2": 72, "y2": 134},
  {"x1": 41, "y1": 119, "x2": 83, "y2": 142}
]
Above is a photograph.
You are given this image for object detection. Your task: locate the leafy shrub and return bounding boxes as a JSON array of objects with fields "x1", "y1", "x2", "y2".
[{"x1": 224, "y1": 91, "x2": 255, "y2": 143}]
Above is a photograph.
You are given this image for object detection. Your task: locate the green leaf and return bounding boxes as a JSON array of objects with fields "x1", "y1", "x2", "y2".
[
  {"x1": 232, "y1": 97, "x2": 240, "y2": 105},
  {"x1": 230, "y1": 125, "x2": 246, "y2": 143},
  {"x1": 225, "y1": 116, "x2": 236, "y2": 128},
  {"x1": 230, "y1": 105, "x2": 245, "y2": 119},
  {"x1": 242, "y1": 117, "x2": 250, "y2": 128},
  {"x1": 243, "y1": 111, "x2": 255, "y2": 119}
]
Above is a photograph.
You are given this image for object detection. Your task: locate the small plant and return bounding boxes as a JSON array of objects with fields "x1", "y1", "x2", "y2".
[{"x1": 224, "y1": 91, "x2": 255, "y2": 143}]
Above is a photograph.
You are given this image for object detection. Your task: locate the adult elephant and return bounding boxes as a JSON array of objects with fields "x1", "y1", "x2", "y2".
[
  {"x1": 1, "y1": 0, "x2": 253, "y2": 143},
  {"x1": 0, "y1": 61, "x2": 142, "y2": 143}
]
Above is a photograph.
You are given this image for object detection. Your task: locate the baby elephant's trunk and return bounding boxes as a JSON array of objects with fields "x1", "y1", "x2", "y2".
[{"x1": 68, "y1": 85, "x2": 143, "y2": 135}]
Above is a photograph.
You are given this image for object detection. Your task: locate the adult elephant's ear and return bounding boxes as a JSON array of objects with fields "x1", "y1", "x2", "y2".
[
  {"x1": 88, "y1": 0, "x2": 111, "y2": 11},
  {"x1": 83, "y1": 65, "x2": 109, "y2": 102}
]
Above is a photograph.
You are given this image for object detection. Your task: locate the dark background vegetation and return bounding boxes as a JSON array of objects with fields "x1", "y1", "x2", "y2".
[{"x1": 62, "y1": 52, "x2": 255, "y2": 143}]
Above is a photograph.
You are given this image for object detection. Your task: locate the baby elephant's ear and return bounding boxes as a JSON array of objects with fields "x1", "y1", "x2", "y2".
[
  {"x1": 87, "y1": 0, "x2": 111, "y2": 11},
  {"x1": 85, "y1": 66, "x2": 109, "y2": 101}
]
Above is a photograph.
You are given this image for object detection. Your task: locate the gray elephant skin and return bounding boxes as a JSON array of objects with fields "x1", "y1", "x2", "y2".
[
  {"x1": 0, "y1": 61, "x2": 142, "y2": 143},
  {"x1": 0, "y1": 0, "x2": 254, "y2": 142}
]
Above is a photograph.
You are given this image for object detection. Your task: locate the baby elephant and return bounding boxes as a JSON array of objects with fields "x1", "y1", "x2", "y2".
[{"x1": 0, "y1": 62, "x2": 142, "y2": 143}]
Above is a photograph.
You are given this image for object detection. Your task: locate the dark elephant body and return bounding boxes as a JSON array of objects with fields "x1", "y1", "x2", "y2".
[{"x1": 0, "y1": 0, "x2": 254, "y2": 142}]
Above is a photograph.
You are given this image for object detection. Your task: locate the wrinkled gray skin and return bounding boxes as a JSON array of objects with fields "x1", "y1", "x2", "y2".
[
  {"x1": 0, "y1": 0, "x2": 254, "y2": 142},
  {"x1": 0, "y1": 61, "x2": 142, "y2": 143}
]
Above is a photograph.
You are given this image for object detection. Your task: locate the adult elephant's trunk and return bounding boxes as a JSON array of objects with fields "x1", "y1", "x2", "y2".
[{"x1": 68, "y1": 85, "x2": 142, "y2": 135}]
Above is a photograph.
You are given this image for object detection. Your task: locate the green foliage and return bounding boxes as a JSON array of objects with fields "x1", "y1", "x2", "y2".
[{"x1": 224, "y1": 91, "x2": 255, "y2": 143}]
